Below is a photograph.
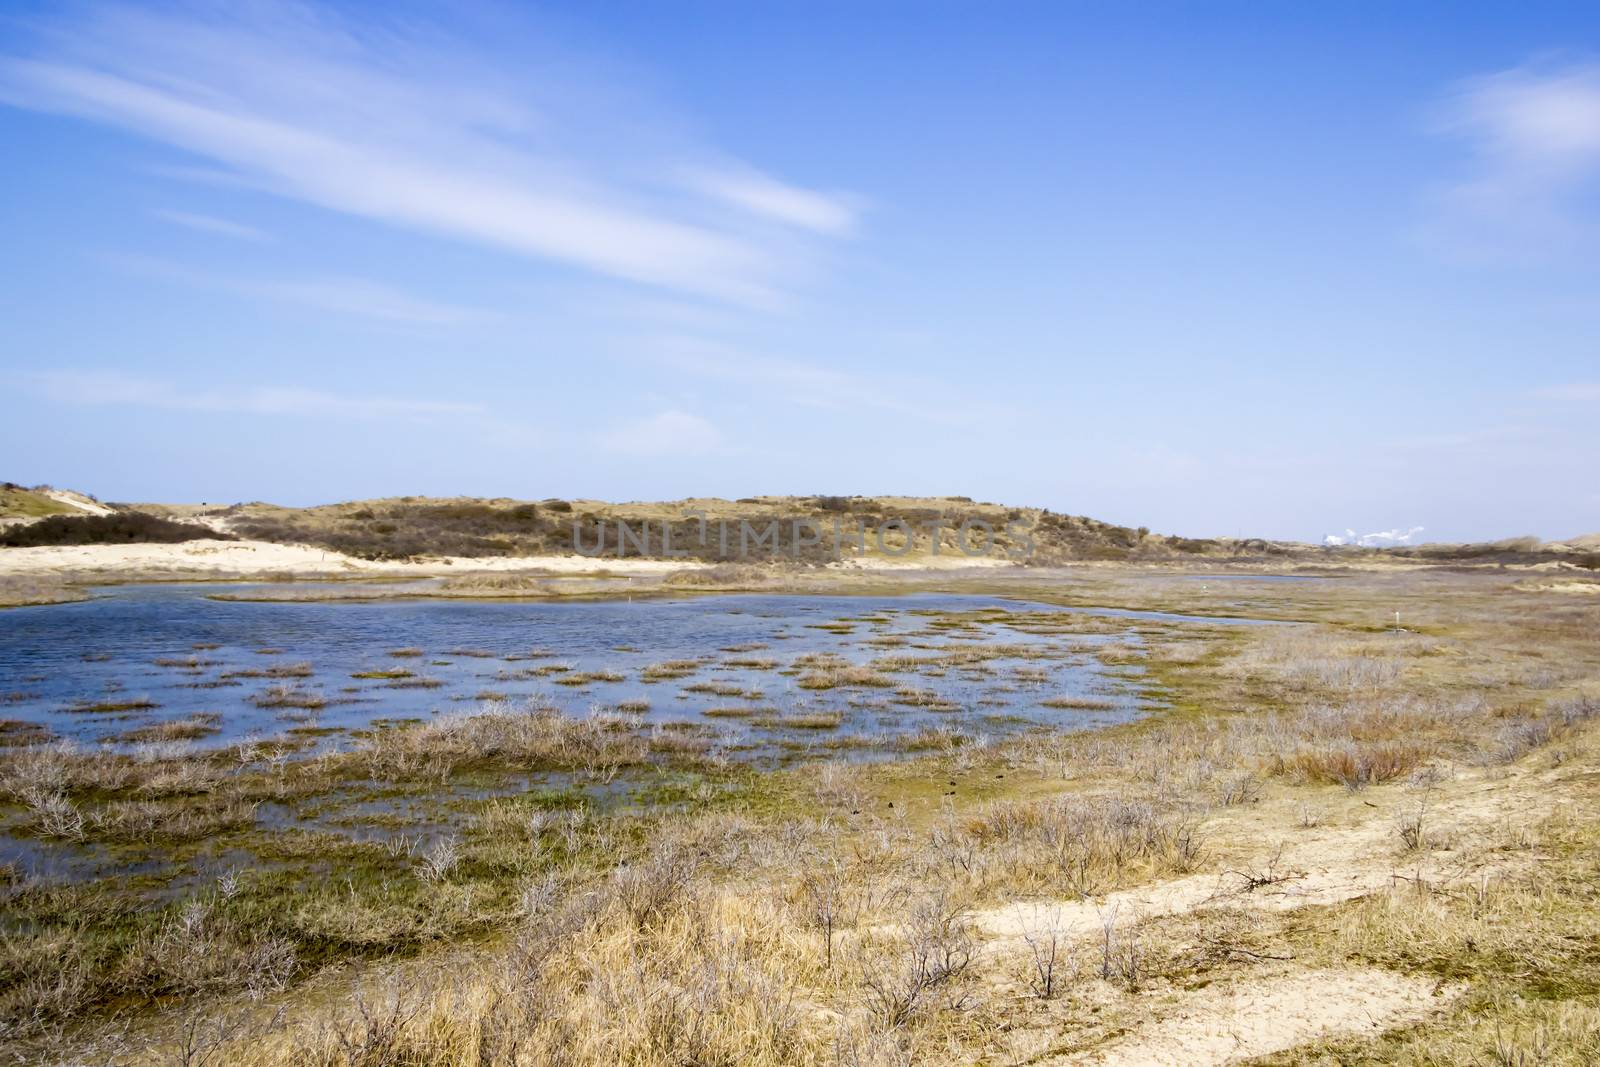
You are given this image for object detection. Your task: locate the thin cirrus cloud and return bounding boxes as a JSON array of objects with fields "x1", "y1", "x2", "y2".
[
  {"x1": 602, "y1": 410, "x2": 724, "y2": 457},
  {"x1": 0, "y1": 2, "x2": 858, "y2": 307},
  {"x1": 248, "y1": 276, "x2": 498, "y2": 326},
  {"x1": 1533, "y1": 382, "x2": 1600, "y2": 402},
  {"x1": 151, "y1": 209, "x2": 274, "y2": 243},
  {"x1": 684, "y1": 167, "x2": 861, "y2": 236},
  {"x1": 1426, "y1": 59, "x2": 1600, "y2": 260},
  {"x1": 102, "y1": 252, "x2": 498, "y2": 326},
  {"x1": 642, "y1": 334, "x2": 1006, "y2": 426},
  {"x1": 28, "y1": 370, "x2": 482, "y2": 421}
]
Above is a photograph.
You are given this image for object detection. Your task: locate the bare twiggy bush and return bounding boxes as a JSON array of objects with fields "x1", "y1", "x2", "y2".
[
  {"x1": 315, "y1": 973, "x2": 436, "y2": 1066},
  {"x1": 834, "y1": 1024, "x2": 915, "y2": 1067},
  {"x1": 1396, "y1": 801, "x2": 1429, "y2": 852},
  {"x1": 801, "y1": 854, "x2": 847, "y2": 969},
  {"x1": 859, "y1": 887, "x2": 976, "y2": 1029},
  {"x1": 1020, "y1": 905, "x2": 1071, "y2": 999},
  {"x1": 415, "y1": 835, "x2": 461, "y2": 882},
  {"x1": 1214, "y1": 771, "x2": 1261, "y2": 806},
  {"x1": 20, "y1": 785, "x2": 85, "y2": 839},
  {"x1": 164, "y1": 1006, "x2": 251, "y2": 1067},
  {"x1": 1097, "y1": 903, "x2": 1141, "y2": 988},
  {"x1": 611, "y1": 838, "x2": 701, "y2": 926},
  {"x1": 381, "y1": 833, "x2": 421, "y2": 859},
  {"x1": 517, "y1": 872, "x2": 561, "y2": 920}
]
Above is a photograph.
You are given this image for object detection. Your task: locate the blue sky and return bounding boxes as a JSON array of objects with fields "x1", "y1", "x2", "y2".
[{"x1": 2, "y1": 1, "x2": 1598, "y2": 543}]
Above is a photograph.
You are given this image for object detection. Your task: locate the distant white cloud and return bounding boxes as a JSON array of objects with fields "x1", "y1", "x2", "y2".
[
  {"x1": 602, "y1": 410, "x2": 722, "y2": 456},
  {"x1": 1322, "y1": 526, "x2": 1426, "y2": 548},
  {"x1": 152, "y1": 209, "x2": 273, "y2": 243},
  {"x1": 29, "y1": 370, "x2": 481, "y2": 420},
  {"x1": 1426, "y1": 60, "x2": 1600, "y2": 260},
  {"x1": 0, "y1": 2, "x2": 858, "y2": 306}
]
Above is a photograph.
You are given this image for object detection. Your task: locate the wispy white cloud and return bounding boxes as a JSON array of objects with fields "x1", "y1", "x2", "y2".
[
  {"x1": 1425, "y1": 59, "x2": 1600, "y2": 260},
  {"x1": 602, "y1": 410, "x2": 722, "y2": 456},
  {"x1": 685, "y1": 166, "x2": 860, "y2": 235},
  {"x1": 104, "y1": 252, "x2": 496, "y2": 325},
  {"x1": 152, "y1": 208, "x2": 274, "y2": 243},
  {"x1": 652, "y1": 336, "x2": 857, "y2": 395},
  {"x1": 643, "y1": 335, "x2": 1006, "y2": 425},
  {"x1": 28, "y1": 370, "x2": 481, "y2": 420},
  {"x1": 0, "y1": 2, "x2": 858, "y2": 306},
  {"x1": 248, "y1": 277, "x2": 495, "y2": 326}
]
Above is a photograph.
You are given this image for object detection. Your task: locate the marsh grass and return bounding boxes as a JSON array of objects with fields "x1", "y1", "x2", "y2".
[
  {"x1": 891, "y1": 686, "x2": 958, "y2": 711},
  {"x1": 751, "y1": 710, "x2": 846, "y2": 730},
  {"x1": 724, "y1": 655, "x2": 779, "y2": 670},
  {"x1": 250, "y1": 685, "x2": 327, "y2": 709},
  {"x1": 112, "y1": 713, "x2": 223, "y2": 743},
  {"x1": 152, "y1": 656, "x2": 219, "y2": 669},
  {"x1": 641, "y1": 660, "x2": 702, "y2": 682},
  {"x1": 64, "y1": 698, "x2": 158, "y2": 714},
  {"x1": 797, "y1": 666, "x2": 897, "y2": 691},
  {"x1": 553, "y1": 670, "x2": 626, "y2": 687},
  {"x1": 1039, "y1": 694, "x2": 1120, "y2": 710},
  {"x1": 5, "y1": 571, "x2": 1599, "y2": 1065},
  {"x1": 381, "y1": 677, "x2": 445, "y2": 690},
  {"x1": 224, "y1": 662, "x2": 314, "y2": 680},
  {"x1": 0, "y1": 719, "x2": 53, "y2": 746}
]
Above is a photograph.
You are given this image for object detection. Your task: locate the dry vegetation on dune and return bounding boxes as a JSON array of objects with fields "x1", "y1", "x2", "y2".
[
  {"x1": 165, "y1": 494, "x2": 1315, "y2": 564},
  {"x1": 2, "y1": 571, "x2": 1599, "y2": 1065},
  {"x1": 122, "y1": 492, "x2": 1600, "y2": 569},
  {"x1": 0, "y1": 512, "x2": 228, "y2": 548},
  {"x1": 0, "y1": 484, "x2": 87, "y2": 522}
]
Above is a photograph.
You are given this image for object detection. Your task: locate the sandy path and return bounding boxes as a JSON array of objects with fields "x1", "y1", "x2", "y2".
[
  {"x1": 970, "y1": 758, "x2": 1563, "y2": 1066},
  {"x1": 1068, "y1": 968, "x2": 1448, "y2": 1066},
  {"x1": 970, "y1": 810, "x2": 1408, "y2": 946}
]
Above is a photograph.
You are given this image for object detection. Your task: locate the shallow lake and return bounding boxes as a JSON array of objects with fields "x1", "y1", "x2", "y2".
[{"x1": 0, "y1": 585, "x2": 1251, "y2": 760}]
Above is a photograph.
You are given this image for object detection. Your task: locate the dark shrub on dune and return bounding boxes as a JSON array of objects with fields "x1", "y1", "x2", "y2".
[{"x1": 0, "y1": 512, "x2": 228, "y2": 547}]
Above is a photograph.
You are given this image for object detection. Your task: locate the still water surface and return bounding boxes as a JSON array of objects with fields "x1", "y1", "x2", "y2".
[{"x1": 0, "y1": 585, "x2": 1251, "y2": 756}]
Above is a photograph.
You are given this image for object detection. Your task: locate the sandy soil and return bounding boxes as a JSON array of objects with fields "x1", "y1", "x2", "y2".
[
  {"x1": 0, "y1": 539, "x2": 701, "y2": 578},
  {"x1": 969, "y1": 753, "x2": 1566, "y2": 1066},
  {"x1": 1074, "y1": 968, "x2": 1450, "y2": 1066},
  {"x1": 828, "y1": 554, "x2": 1019, "y2": 570},
  {"x1": 44, "y1": 489, "x2": 114, "y2": 516},
  {"x1": 1519, "y1": 579, "x2": 1600, "y2": 594},
  {"x1": 0, "y1": 537, "x2": 1033, "y2": 581}
]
